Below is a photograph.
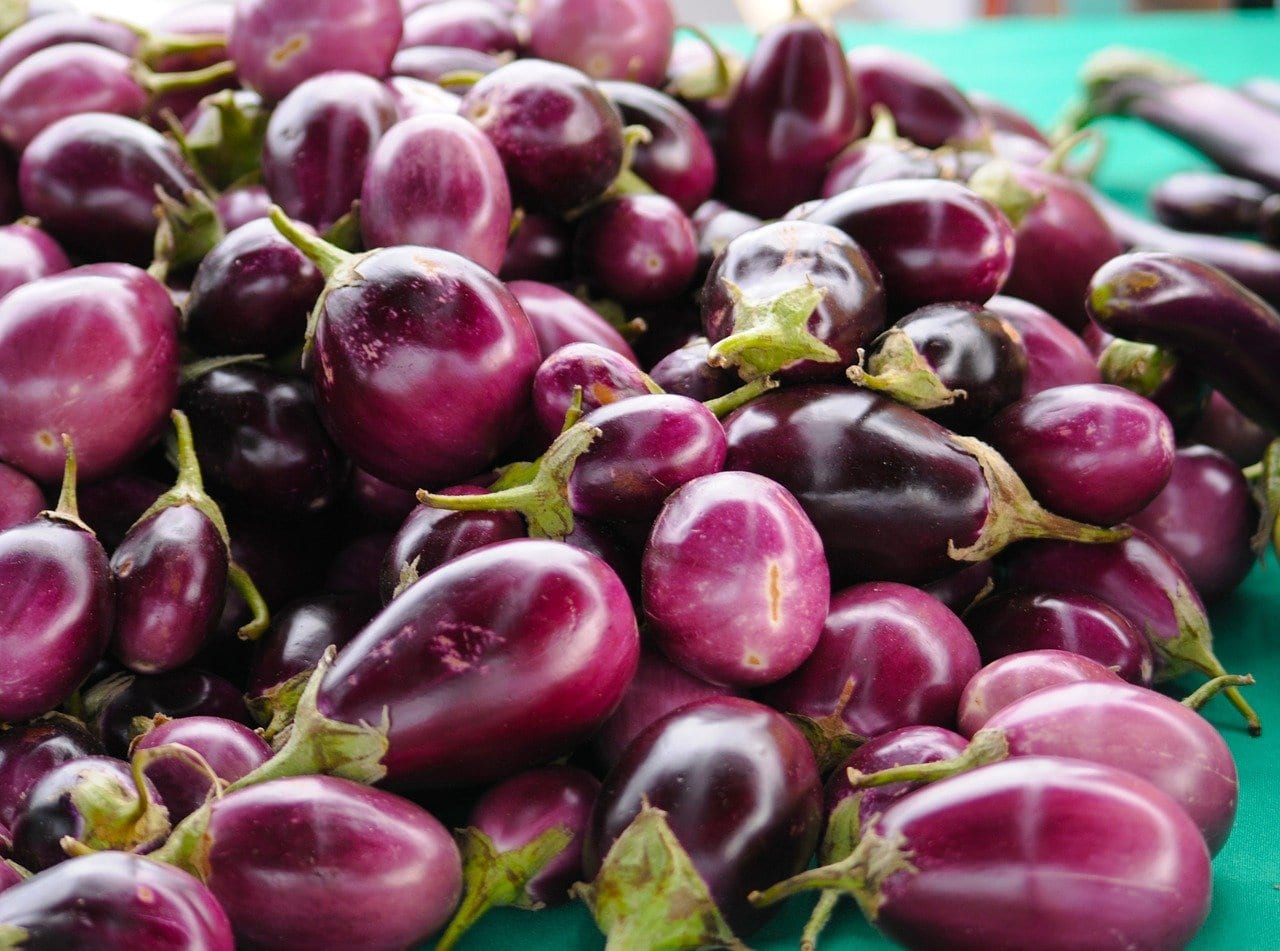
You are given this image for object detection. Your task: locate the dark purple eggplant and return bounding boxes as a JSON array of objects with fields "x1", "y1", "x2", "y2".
[
  {"x1": 573, "y1": 193, "x2": 698, "y2": 306},
  {"x1": 84, "y1": 669, "x2": 251, "y2": 759},
  {"x1": 984, "y1": 295, "x2": 1100, "y2": 396},
  {"x1": 1087, "y1": 251, "x2": 1280, "y2": 431},
  {"x1": 968, "y1": 91, "x2": 1048, "y2": 143},
  {"x1": 762, "y1": 582, "x2": 980, "y2": 740},
  {"x1": 579, "y1": 697, "x2": 822, "y2": 942},
  {"x1": 248, "y1": 593, "x2": 378, "y2": 705},
  {"x1": 18, "y1": 113, "x2": 202, "y2": 265},
  {"x1": 1073, "y1": 48, "x2": 1280, "y2": 190},
  {"x1": 153, "y1": 775, "x2": 461, "y2": 951},
  {"x1": 531, "y1": 342, "x2": 656, "y2": 443},
  {"x1": 11, "y1": 755, "x2": 167, "y2": 871},
  {"x1": 0, "y1": 146, "x2": 16, "y2": 224},
  {"x1": 508, "y1": 280, "x2": 638, "y2": 362},
  {"x1": 0, "y1": 851, "x2": 234, "y2": 950},
  {"x1": 271, "y1": 211, "x2": 540, "y2": 490},
  {"x1": 717, "y1": 13, "x2": 859, "y2": 218},
  {"x1": 435, "y1": 766, "x2": 600, "y2": 950},
  {"x1": 1189, "y1": 389, "x2": 1275, "y2": 467},
  {"x1": 132, "y1": 716, "x2": 272, "y2": 824},
  {"x1": 214, "y1": 183, "x2": 272, "y2": 231},
  {"x1": 179, "y1": 364, "x2": 347, "y2": 518},
  {"x1": 919, "y1": 558, "x2": 993, "y2": 616},
  {"x1": 0, "y1": 461, "x2": 41, "y2": 531},
  {"x1": 185, "y1": 218, "x2": 325, "y2": 357},
  {"x1": 1150, "y1": 170, "x2": 1271, "y2": 233},
  {"x1": 0, "y1": 441, "x2": 112, "y2": 724},
  {"x1": 459, "y1": 59, "x2": 624, "y2": 214},
  {"x1": 0, "y1": 715, "x2": 104, "y2": 829},
  {"x1": 691, "y1": 199, "x2": 761, "y2": 282},
  {"x1": 501, "y1": 215, "x2": 574, "y2": 285},
  {"x1": 1001, "y1": 529, "x2": 1259, "y2": 733},
  {"x1": 820, "y1": 106, "x2": 952, "y2": 196},
  {"x1": 344, "y1": 467, "x2": 418, "y2": 529},
  {"x1": 700, "y1": 219, "x2": 886, "y2": 383},
  {"x1": 643, "y1": 470, "x2": 828, "y2": 688},
  {"x1": 964, "y1": 591, "x2": 1154, "y2": 686},
  {"x1": 848, "y1": 301, "x2": 1026, "y2": 432},
  {"x1": 804, "y1": 180, "x2": 1015, "y2": 316},
  {"x1": 228, "y1": 0, "x2": 402, "y2": 104},
  {"x1": 261, "y1": 70, "x2": 399, "y2": 233},
  {"x1": 525, "y1": 0, "x2": 673, "y2": 87},
  {"x1": 400, "y1": 0, "x2": 518, "y2": 55},
  {"x1": 360, "y1": 111, "x2": 511, "y2": 273},
  {"x1": 956, "y1": 649, "x2": 1122, "y2": 736},
  {"x1": 753, "y1": 757, "x2": 1211, "y2": 951},
  {"x1": 1129, "y1": 444, "x2": 1257, "y2": 603},
  {"x1": 983, "y1": 383, "x2": 1176, "y2": 526},
  {"x1": 722, "y1": 385, "x2": 1126, "y2": 587},
  {"x1": 646, "y1": 337, "x2": 739, "y2": 403},
  {"x1": 0, "y1": 222, "x2": 69, "y2": 303},
  {"x1": 846, "y1": 45, "x2": 985, "y2": 148}
]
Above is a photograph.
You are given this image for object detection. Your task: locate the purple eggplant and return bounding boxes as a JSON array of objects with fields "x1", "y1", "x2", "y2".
[
  {"x1": 18, "y1": 113, "x2": 201, "y2": 265},
  {"x1": 459, "y1": 59, "x2": 624, "y2": 215},
  {"x1": 435, "y1": 766, "x2": 600, "y2": 950},
  {"x1": 0, "y1": 146, "x2": 16, "y2": 224},
  {"x1": 326, "y1": 531, "x2": 393, "y2": 598},
  {"x1": 1002, "y1": 529, "x2": 1259, "y2": 733},
  {"x1": 956, "y1": 649, "x2": 1123, "y2": 737},
  {"x1": 646, "y1": 337, "x2": 739, "y2": 403},
  {"x1": 849, "y1": 301, "x2": 1027, "y2": 432},
  {"x1": 805, "y1": 180, "x2": 1015, "y2": 316},
  {"x1": 579, "y1": 697, "x2": 822, "y2": 942},
  {"x1": 983, "y1": 383, "x2": 1176, "y2": 526},
  {"x1": 762, "y1": 582, "x2": 981, "y2": 739},
  {"x1": 213, "y1": 183, "x2": 272, "y2": 231},
  {"x1": 228, "y1": 0, "x2": 402, "y2": 104},
  {"x1": 11, "y1": 755, "x2": 168, "y2": 871},
  {"x1": 154, "y1": 775, "x2": 461, "y2": 951},
  {"x1": 753, "y1": 757, "x2": 1211, "y2": 951},
  {"x1": 531, "y1": 342, "x2": 655, "y2": 443},
  {"x1": 820, "y1": 110, "x2": 948, "y2": 197},
  {"x1": 143, "y1": 4, "x2": 237, "y2": 126},
  {"x1": 964, "y1": 590, "x2": 1154, "y2": 686},
  {"x1": 391, "y1": 44, "x2": 502, "y2": 84},
  {"x1": 0, "y1": 715, "x2": 104, "y2": 830},
  {"x1": 0, "y1": 13, "x2": 140, "y2": 80},
  {"x1": 1150, "y1": 170, "x2": 1271, "y2": 233},
  {"x1": 573, "y1": 193, "x2": 698, "y2": 306},
  {"x1": 983, "y1": 295, "x2": 1101, "y2": 396},
  {"x1": 509, "y1": 280, "x2": 637, "y2": 361},
  {"x1": 185, "y1": 218, "x2": 324, "y2": 357},
  {"x1": 0, "y1": 461, "x2": 42, "y2": 531},
  {"x1": 261, "y1": 70, "x2": 399, "y2": 233},
  {"x1": 1129, "y1": 444, "x2": 1257, "y2": 603},
  {"x1": 271, "y1": 211, "x2": 540, "y2": 490},
  {"x1": 919, "y1": 558, "x2": 993, "y2": 616},
  {"x1": 968, "y1": 91, "x2": 1048, "y2": 143},
  {"x1": 345, "y1": 467, "x2": 419, "y2": 529},
  {"x1": 501, "y1": 215, "x2": 574, "y2": 284},
  {"x1": 525, "y1": 0, "x2": 673, "y2": 87},
  {"x1": 717, "y1": 12, "x2": 859, "y2": 218},
  {"x1": 701, "y1": 220, "x2": 886, "y2": 383},
  {"x1": 722, "y1": 385, "x2": 1126, "y2": 587},
  {"x1": 384, "y1": 74, "x2": 462, "y2": 118},
  {"x1": 1189, "y1": 389, "x2": 1276, "y2": 467},
  {"x1": 968, "y1": 159, "x2": 1123, "y2": 332},
  {"x1": 691, "y1": 199, "x2": 761, "y2": 281},
  {"x1": 84, "y1": 669, "x2": 251, "y2": 759},
  {"x1": 360, "y1": 111, "x2": 511, "y2": 273},
  {"x1": 599, "y1": 80, "x2": 715, "y2": 214},
  {"x1": 400, "y1": 0, "x2": 518, "y2": 55},
  {"x1": 132, "y1": 716, "x2": 271, "y2": 824},
  {"x1": 1074, "y1": 47, "x2": 1280, "y2": 191},
  {"x1": 846, "y1": 45, "x2": 984, "y2": 148},
  {"x1": 179, "y1": 365, "x2": 347, "y2": 518},
  {"x1": 1087, "y1": 251, "x2": 1280, "y2": 432},
  {"x1": 1098, "y1": 337, "x2": 1209, "y2": 437},
  {"x1": 242, "y1": 538, "x2": 638, "y2": 789},
  {"x1": 0, "y1": 222, "x2": 69, "y2": 303},
  {"x1": 0, "y1": 441, "x2": 112, "y2": 723},
  {"x1": 0, "y1": 851, "x2": 234, "y2": 950},
  {"x1": 643, "y1": 471, "x2": 829, "y2": 688}
]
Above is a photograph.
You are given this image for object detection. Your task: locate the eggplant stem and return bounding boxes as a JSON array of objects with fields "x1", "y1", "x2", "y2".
[
  {"x1": 137, "y1": 59, "x2": 237, "y2": 96},
  {"x1": 801, "y1": 890, "x2": 842, "y2": 951},
  {"x1": 702, "y1": 376, "x2": 779, "y2": 419},
  {"x1": 847, "y1": 729, "x2": 1010, "y2": 790},
  {"x1": 1182, "y1": 674, "x2": 1255, "y2": 712},
  {"x1": 228, "y1": 561, "x2": 271, "y2": 641},
  {"x1": 267, "y1": 205, "x2": 351, "y2": 278}
]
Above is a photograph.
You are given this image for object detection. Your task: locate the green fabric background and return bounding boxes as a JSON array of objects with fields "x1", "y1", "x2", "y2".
[{"x1": 425, "y1": 13, "x2": 1280, "y2": 949}]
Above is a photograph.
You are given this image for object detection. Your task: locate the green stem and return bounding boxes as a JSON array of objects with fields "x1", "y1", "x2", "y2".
[
  {"x1": 170, "y1": 407, "x2": 205, "y2": 495},
  {"x1": 268, "y1": 205, "x2": 352, "y2": 278},
  {"x1": 847, "y1": 729, "x2": 1009, "y2": 790},
  {"x1": 228, "y1": 561, "x2": 270, "y2": 641},
  {"x1": 137, "y1": 31, "x2": 227, "y2": 64},
  {"x1": 706, "y1": 278, "x2": 835, "y2": 380},
  {"x1": 49, "y1": 434, "x2": 85, "y2": 527},
  {"x1": 1243, "y1": 462, "x2": 1262, "y2": 482},
  {"x1": 669, "y1": 23, "x2": 732, "y2": 100},
  {"x1": 749, "y1": 850, "x2": 866, "y2": 908},
  {"x1": 702, "y1": 376, "x2": 778, "y2": 419},
  {"x1": 181, "y1": 353, "x2": 268, "y2": 385},
  {"x1": 136, "y1": 59, "x2": 236, "y2": 97},
  {"x1": 1183, "y1": 674, "x2": 1255, "y2": 712},
  {"x1": 801, "y1": 890, "x2": 842, "y2": 951}
]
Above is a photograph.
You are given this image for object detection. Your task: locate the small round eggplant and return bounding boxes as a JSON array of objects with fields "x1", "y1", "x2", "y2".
[
  {"x1": 983, "y1": 295, "x2": 1101, "y2": 396},
  {"x1": 646, "y1": 337, "x2": 740, "y2": 403},
  {"x1": 155, "y1": 775, "x2": 461, "y2": 951},
  {"x1": 643, "y1": 471, "x2": 829, "y2": 688},
  {"x1": 525, "y1": 0, "x2": 674, "y2": 87},
  {"x1": 573, "y1": 193, "x2": 698, "y2": 306},
  {"x1": 531, "y1": 342, "x2": 654, "y2": 442},
  {"x1": 580, "y1": 697, "x2": 822, "y2": 942},
  {"x1": 0, "y1": 462, "x2": 41, "y2": 531},
  {"x1": 955, "y1": 649, "x2": 1123, "y2": 736},
  {"x1": 248, "y1": 593, "x2": 379, "y2": 705},
  {"x1": 501, "y1": 216, "x2": 574, "y2": 285},
  {"x1": 508, "y1": 280, "x2": 638, "y2": 362},
  {"x1": 391, "y1": 44, "x2": 502, "y2": 85},
  {"x1": 85, "y1": 669, "x2": 252, "y2": 759},
  {"x1": 400, "y1": 0, "x2": 519, "y2": 55},
  {"x1": 0, "y1": 222, "x2": 69, "y2": 302},
  {"x1": 983, "y1": 383, "x2": 1176, "y2": 526},
  {"x1": 846, "y1": 45, "x2": 985, "y2": 148},
  {"x1": 0, "y1": 714, "x2": 104, "y2": 830},
  {"x1": 0, "y1": 13, "x2": 140, "y2": 81},
  {"x1": 1097, "y1": 338, "x2": 1209, "y2": 437},
  {"x1": 1188, "y1": 389, "x2": 1275, "y2": 467},
  {"x1": 964, "y1": 590, "x2": 1154, "y2": 686},
  {"x1": 0, "y1": 851, "x2": 235, "y2": 950}
]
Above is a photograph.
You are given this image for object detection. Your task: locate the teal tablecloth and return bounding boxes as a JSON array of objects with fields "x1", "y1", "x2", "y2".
[{"x1": 429, "y1": 12, "x2": 1280, "y2": 950}]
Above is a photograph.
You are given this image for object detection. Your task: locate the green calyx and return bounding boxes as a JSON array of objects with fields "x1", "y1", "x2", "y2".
[
  {"x1": 62, "y1": 756, "x2": 171, "y2": 859},
  {"x1": 791, "y1": 796, "x2": 864, "y2": 951},
  {"x1": 572, "y1": 802, "x2": 748, "y2": 951},
  {"x1": 434, "y1": 824, "x2": 574, "y2": 951},
  {"x1": 785, "y1": 678, "x2": 867, "y2": 777},
  {"x1": 706, "y1": 278, "x2": 836, "y2": 381},
  {"x1": 1261, "y1": 438, "x2": 1280, "y2": 561},
  {"x1": 847, "y1": 327, "x2": 967, "y2": 411},
  {"x1": 247, "y1": 669, "x2": 312, "y2": 743},
  {"x1": 967, "y1": 159, "x2": 1044, "y2": 228},
  {"x1": 165, "y1": 88, "x2": 270, "y2": 193},
  {"x1": 39, "y1": 434, "x2": 92, "y2": 534},
  {"x1": 1098, "y1": 338, "x2": 1179, "y2": 398},
  {"x1": 417, "y1": 419, "x2": 602, "y2": 541},
  {"x1": 149, "y1": 188, "x2": 225, "y2": 284}
]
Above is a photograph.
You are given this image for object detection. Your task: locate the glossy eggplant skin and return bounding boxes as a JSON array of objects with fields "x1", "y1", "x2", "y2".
[
  {"x1": 247, "y1": 593, "x2": 379, "y2": 697},
  {"x1": 804, "y1": 180, "x2": 1015, "y2": 316},
  {"x1": 0, "y1": 716, "x2": 104, "y2": 829},
  {"x1": 308, "y1": 245, "x2": 539, "y2": 490},
  {"x1": 0, "y1": 851, "x2": 235, "y2": 951},
  {"x1": 1150, "y1": 170, "x2": 1270, "y2": 233},
  {"x1": 865, "y1": 757, "x2": 1211, "y2": 951},
  {"x1": 0, "y1": 462, "x2": 42, "y2": 530},
  {"x1": 0, "y1": 222, "x2": 69, "y2": 303},
  {"x1": 89, "y1": 669, "x2": 252, "y2": 758},
  {"x1": 956, "y1": 650, "x2": 1121, "y2": 738},
  {"x1": 722, "y1": 385, "x2": 988, "y2": 587},
  {"x1": 984, "y1": 295, "x2": 1100, "y2": 397},
  {"x1": 318, "y1": 539, "x2": 639, "y2": 788},
  {"x1": 846, "y1": 45, "x2": 985, "y2": 149},
  {"x1": 583, "y1": 697, "x2": 822, "y2": 937},
  {"x1": 717, "y1": 16, "x2": 860, "y2": 218},
  {"x1": 1087, "y1": 251, "x2": 1280, "y2": 431},
  {"x1": 197, "y1": 775, "x2": 461, "y2": 951}
]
